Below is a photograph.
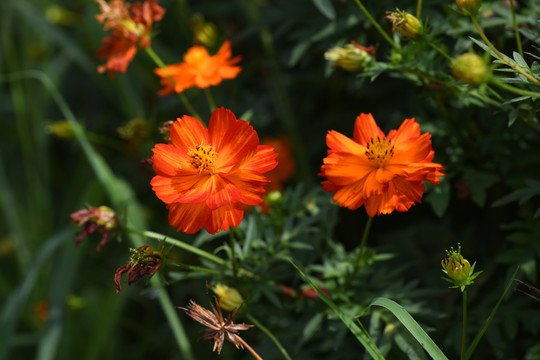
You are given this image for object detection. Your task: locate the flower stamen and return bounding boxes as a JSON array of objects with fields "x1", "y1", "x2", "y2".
[
  {"x1": 365, "y1": 137, "x2": 394, "y2": 167},
  {"x1": 189, "y1": 144, "x2": 217, "y2": 173}
]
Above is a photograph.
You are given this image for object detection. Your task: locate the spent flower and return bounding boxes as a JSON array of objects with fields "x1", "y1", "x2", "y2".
[
  {"x1": 441, "y1": 244, "x2": 482, "y2": 291},
  {"x1": 150, "y1": 107, "x2": 278, "y2": 234},
  {"x1": 70, "y1": 206, "x2": 121, "y2": 251},
  {"x1": 386, "y1": 9, "x2": 423, "y2": 39},
  {"x1": 95, "y1": 0, "x2": 165, "y2": 76},
  {"x1": 181, "y1": 297, "x2": 260, "y2": 358},
  {"x1": 319, "y1": 113, "x2": 444, "y2": 217},
  {"x1": 114, "y1": 245, "x2": 163, "y2": 293}
]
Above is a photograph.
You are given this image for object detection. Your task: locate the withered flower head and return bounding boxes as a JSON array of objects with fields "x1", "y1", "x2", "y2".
[
  {"x1": 70, "y1": 206, "x2": 121, "y2": 251},
  {"x1": 158, "y1": 120, "x2": 175, "y2": 143},
  {"x1": 180, "y1": 297, "x2": 262, "y2": 359},
  {"x1": 114, "y1": 245, "x2": 163, "y2": 293}
]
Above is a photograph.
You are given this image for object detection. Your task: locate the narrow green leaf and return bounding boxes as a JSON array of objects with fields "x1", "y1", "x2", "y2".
[
  {"x1": 291, "y1": 260, "x2": 385, "y2": 360},
  {"x1": 369, "y1": 298, "x2": 448, "y2": 360},
  {"x1": 312, "y1": 0, "x2": 336, "y2": 20},
  {"x1": 464, "y1": 267, "x2": 520, "y2": 360}
]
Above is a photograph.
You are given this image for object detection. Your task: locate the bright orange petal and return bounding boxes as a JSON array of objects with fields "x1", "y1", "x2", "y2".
[
  {"x1": 353, "y1": 113, "x2": 385, "y2": 146},
  {"x1": 230, "y1": 145, "x2": 278, "y2": 175},
  {"x1": 172, "y1": 175, "x2": 215, "y2": 204},
  {"x1": 391, "y1": 177, "x2": 425, "y2": 203},
  {"x1": 387, "y1": 118, "x2": 421, "y2": 147},
  {"x1": 205, "y1": 175, "x2": 243, "y2": 209},
  {"x1": 321, "y1": 152, "x2": 373, "y2": 186},
  {"x1": 209, "y1": 108, "x2": 259, "y2": 169},
  {"x1": 151, "y1": 143, "x2": 189, "y2": 176},
  {"x1": 167, "y1": 202, "x2": 211, "y2": 234},
  {"x1": 204, "y1": 203, "x2": 244, "y2": 234},
  {"x1": 170, "y1": 115, "x2": 209, "y2": 152},
  {"x1": 151, "y1": 173, "x2": 202, "y2": 203},
  {"x1": 326, "y1": 130, "x2": 366, "y2": 154}
]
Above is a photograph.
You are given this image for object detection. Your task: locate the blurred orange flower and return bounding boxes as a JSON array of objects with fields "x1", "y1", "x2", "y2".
[
  {"x1": 150, "y1": 107, "x2": 278, "y2": 234},
  {"x1": 320, "y1": 113, "x2": 444, "y2": 217},
  {"x1": 262, "y1": 136, "x2": 296, "y2": 192},
  {"x1": 155, "y1": 40, "x2": 242, "y2": 95},
  {"x1": 95, "y1": 0, "x2": 165, "y2": 76}
]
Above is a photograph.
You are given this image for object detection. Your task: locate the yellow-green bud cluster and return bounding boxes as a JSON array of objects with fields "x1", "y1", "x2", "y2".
[{"x1": 386, "y1": 10, "x2": 423, "y2": 40}]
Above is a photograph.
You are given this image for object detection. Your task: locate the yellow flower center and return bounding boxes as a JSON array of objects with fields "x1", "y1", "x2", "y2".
[
  {"x1": 365, "y1": 137, "x2": 394, "y2": 167},
  {"x1": 188, "y1": 144, "x2": 216, "y2": 173}
]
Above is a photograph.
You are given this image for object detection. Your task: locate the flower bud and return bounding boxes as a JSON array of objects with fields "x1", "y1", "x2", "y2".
[
  {"x1": 451, "y1": 53, "x2": 489, "y2": 86},
  {"x1": 213, "y1": 284, "x2": 244, "y2": 312},
  {"x1": 46, "y1": 121, "x2": 75, "y2": 140},
  {"x1": 456, "y1": 0, "x2": 482, "y2": 15},
  {"x1": 191, "y1": 14, "x2": 219, "y2": 49},
  {"x1": 386, "y1": 10, "x2": 423, "y2": 40},
  {"x1": 324, "y1": 42, "x2": 375, "y2": 72},
  {"x1": 441, "y1": 244, "x2": 482, "y2": 291}
]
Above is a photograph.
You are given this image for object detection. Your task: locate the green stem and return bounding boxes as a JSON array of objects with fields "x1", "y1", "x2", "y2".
[
  {"x1": 490, "y1": 77, "x2": 540, "y2": 98},
  {"x1": 345, "y1": 216, "x2": 373, "y2": 288},
  {"x1": 144, "y1": 46, "x2": 202, "y2": 120},
  {"x1": 229, "y1": 229, "x2": 239, "y2": 279},
  {"x1": 416, "y1": 0, "x2": 423, "y2": 18},
  {"x1": 470, "y1": 16, "x2": 540, "y2": 87},
  {"x1": 509, "y1": 0, "x2": 523, "y2": 58},
  {"x1": 204, "y1": 88, "x2": 216, "y2": 112},
  {"x1": 247, "y1": 313, "x2": 292, "y2": 360},
  {"x1": 461, "y1": 289, "x2": 468, "y2": 360},
  {"x1": 138, "y1": 229, "x2": 226, "y2": 266},
  {"x1": 426, "y1": 40, "x2": 453, "y2": 62},
  {"x1": 353, "y1": 0, "x2": 399, "y2": 51}
]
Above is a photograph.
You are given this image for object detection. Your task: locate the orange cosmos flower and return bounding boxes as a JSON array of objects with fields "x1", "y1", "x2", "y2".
[
  {"x1": 95, "y1": 0, "x2": 165, "y2": 76},
  {"x1": 155, "y1": 40, "x2": 242, "y2": 95},
  {"x1": 320, "y1": 113, "x2": 444, "y2": 217},
  {"x1": 150, "y1": 107, "x2": 278, "y2": 234}
]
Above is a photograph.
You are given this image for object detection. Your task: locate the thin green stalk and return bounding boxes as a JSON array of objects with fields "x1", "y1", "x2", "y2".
[
  {"x1": 247, "y1": 313, "x2": 292, "y2": 360},
  {"x1": 344, "y1": 216, "x2": 373, "y2": 288},
  {"x1": 426, "y1": 40, "x2": 453, "y2": 62},
  {"x1": 490, "y1": 77, "x2": 540, "y2": 98},
  {"x1": 509, "y1": 0, "x2": 523, "y2": 58},
  {"x1": 204, "y1": 88, "x2": 216, "y2": 112},
  {"x1": 5, "y1": 71, "x2": 195, "y2": 360},
  {"x1": 461, "y1": 289, "x2": 468, "y2": 360},
  {"x1": 144, "y1": 46, "x2": 202, "y2": 120},
  {"x1": 470, "y1": 16, "x2": 540, "y2": 86},
  {"x1": 416, "y1": 0, "x2": 423, "y2": 19},
  {"x1": 229, "y1": 230, "x2": 239, "y2": 279},
  {"x1": 353, "y1": 0, "x2": 399, "y2": 51},
  {"x1": 139, "y1": 229, "x2": 226, "y2": 266}
]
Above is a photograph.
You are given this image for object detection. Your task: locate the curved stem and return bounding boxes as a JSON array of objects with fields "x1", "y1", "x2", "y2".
[
  {"x1": 426, "y1": 40, "x2": 453, "y2": 62},
  {"x1": 470, "y1": 16, "x2": 540, "y2": 86},
  {"x1": 344, "y1": 216, "x2": 373, "y2": 288},
  {"x1": 144, "y1": 46, "x2": 202, "y2": 120},
  {"x1": 353, "y1": 0, "x2": 400, "y2": 51},
  {"x1": 461, "y1": 289, "x2": 468, "y2": 360},
  {"x1": 247, "y1": 314, "x2": 292, "y2": 360},
  {"x1": 490, "y1": 77, "x2": 540, "y2": 98},
  {"x1": 509, "y1": 0, "x2": 523, "y2": 58},
  {"x1": 204, "y1": 88, "x2": 216, "y2": 112}
]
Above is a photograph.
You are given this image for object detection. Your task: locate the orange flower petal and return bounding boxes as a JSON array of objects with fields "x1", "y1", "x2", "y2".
[
  {"x1": 170, "y1": 115, "x2": 209, "y2": 151},
  {"x1": 151, "y1": 173, "x2": 202, "y2": 203},
  {"x1": 205, "y1": 175, "x2": 243, "y2": 209},
  {"x1": 321, "y1": 152, "x2": 373, "y2": 186},
  {"x1": 204, "y1": 203, "x2": 244, "y2": 234},
  {"x1": 326, "y1": 130, "x2": 366, "y2": 154},
  {"x1": 168, "y1": 202, "x2": 211, "y2": 234},
  {"x1": 353, "y1": 113, "x2": 385, "y2": 146},
  {"x1": 151, "y1": 143, "x2": 190, "y2": 176}
]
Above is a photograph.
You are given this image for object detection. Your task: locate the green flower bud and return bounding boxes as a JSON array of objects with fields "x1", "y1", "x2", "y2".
[
  {"x1": 213, "y1": 284, "x2": 244, "y2": 312},
  {"x1": 441, "y1": 244, "x2": 482, "y2": 292},
  {"x1": 451, "y1": 53, "x2": 490, "y2": 86},
  {"x1": 386, "y1": 10, "x2": 423, "y2": 40},
  {"x1": 324, "y1": 42, "x2": 375, "y2": 72},
  {"x1": 456, "y1": 0, "x2": 482, "y2": 15}
]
